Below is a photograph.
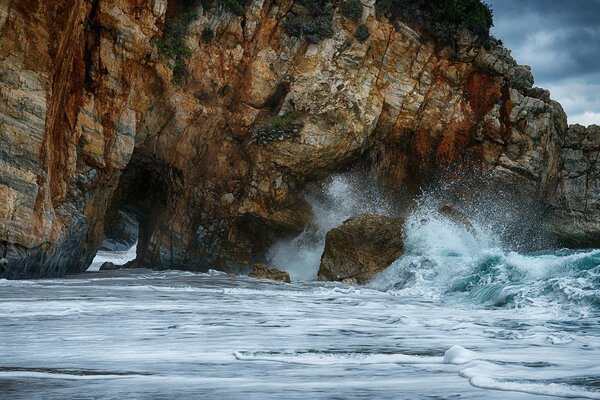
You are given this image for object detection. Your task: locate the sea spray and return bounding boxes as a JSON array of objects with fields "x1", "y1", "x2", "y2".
[
  {"x1": 267, "y1": 172, "x2": 394, "y2": 280},
  {"x1": 369, "y1": 203, "x2": 600, "y2": 314},
  {"x1": 409, "y1": 173, "x2": 553, "y2": 251},
  {"x1": 87, "y1": 242, "x2": 138, "y2": 272},
  {"x1": 369, "y1": 203, "x2": 499, "y2": 294}
]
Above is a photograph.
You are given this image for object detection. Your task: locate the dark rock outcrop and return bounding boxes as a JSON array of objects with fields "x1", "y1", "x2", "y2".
[
  {"x1": 99, "y1": 261, "x2": 119, "y2": 271},
  {"x1": 552, "y1": 124, "x2": 600, "y2": 246},
  {"x1": 318, "y1": 214, "x2": 404, "y2": 284},
  {"x1": 99, "y1": 210, "x2": 138, "y2": 251},
  {"x1": 249, "y1": 264, "x2": 291, "y2": 283},
  {"x1": 0, "y1": 257, "x2": 8, "y2": 274}
]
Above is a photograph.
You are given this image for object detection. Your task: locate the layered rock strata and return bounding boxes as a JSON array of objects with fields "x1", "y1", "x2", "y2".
[
  {"x1": 552, "y1": 124, "x2": 600, "y2": 246},
  {"x1": 0, "y1": 0, "x2": 592, "y2": 278}
]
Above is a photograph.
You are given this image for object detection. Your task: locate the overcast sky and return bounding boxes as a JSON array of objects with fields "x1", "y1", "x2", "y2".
[{"x1": 487, "y1": 0, "x2": 600, "y2": 126}]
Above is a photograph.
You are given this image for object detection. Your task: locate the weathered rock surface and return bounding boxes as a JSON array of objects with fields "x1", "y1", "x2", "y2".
[
  {"x1": 0, "y1": 0, "x2": 594, "y2": 278},
  {"x1": 99, "y1": 210, "x2": 138, "y2": 251},
  {"x1": 552, "y1": 124, "x2": 600, "y2": 246},
  {"x1": 318, "y1": 214, "x2": 404, "y2": 284},
  {"x1": 249, "y1": 264, "x2": 291, "y2": 283}
]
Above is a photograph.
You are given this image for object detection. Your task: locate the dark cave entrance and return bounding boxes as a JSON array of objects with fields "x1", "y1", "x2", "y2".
[{"x1": 97, "y1": 154, "x2": 173, "y2": 269}]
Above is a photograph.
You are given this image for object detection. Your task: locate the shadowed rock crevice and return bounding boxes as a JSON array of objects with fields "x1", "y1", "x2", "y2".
[
  {"x1": 102, "y1": 152, "x2": 182, "y2": 269},
  {"x1": 99, "y1": 210, "x2": 138, "y2": 252}
]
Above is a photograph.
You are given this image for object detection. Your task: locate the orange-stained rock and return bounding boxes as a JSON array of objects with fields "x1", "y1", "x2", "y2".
[
  {"x1": 249, "y1": 264, "x2": 291, "y2": 283},
  {"x1": 0, "y1": 0, "x2": 582, "y2": 278},
  {"x1": 318, "y1": 214, "x2": 404, "y2": 284}
]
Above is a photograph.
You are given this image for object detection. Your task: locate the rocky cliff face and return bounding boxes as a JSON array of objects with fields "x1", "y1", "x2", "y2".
[
  {"x1": 0, "y1": 0, "x2": 592, "y2": 278},
  {"x1": 552, "y1": 124, "x2": 600, "y2": 246}
]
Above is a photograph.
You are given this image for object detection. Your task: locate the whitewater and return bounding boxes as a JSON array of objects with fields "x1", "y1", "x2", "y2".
[{"x1": 1, "y1": 175, "x2": 600, "y2": 399}]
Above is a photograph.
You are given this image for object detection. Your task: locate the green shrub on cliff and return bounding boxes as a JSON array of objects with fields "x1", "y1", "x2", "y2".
[
  {"x1": 354, "y1": 24, "x2": 370, "y2": 42},
  {"x1": 251, "y1": 109, "x2": 303, "y2": 144},
  {"x1": 341, "y1": 0, "x2": 363, "y2": 21},
  {"x1": 202, "y1": 27, "x2": 215, "y2": 42},
  {"x1": 153, "y1": 36, "x2": 193, "y2": 60},
  {"x1": 376, "y1": 0, "x2": 494, "y2": 45},
  {"x1": 283, "y1": 0, "x2": 334, "y2": 44},
  {"x1": 267, "y1": 110, "x2": 301, "y2": 128},
  {"x1": 152, "y1": 0, "x2": 202, "y2": 85},
  {"x1": 172, "y1": 60, "x2": 188, "y2": 85},
  {"x1": 153, "y1": 34, "x2": 192, "y2": 85},
  {"x1": 284, "y1": 15, "x2": 334, "y2": 44}
]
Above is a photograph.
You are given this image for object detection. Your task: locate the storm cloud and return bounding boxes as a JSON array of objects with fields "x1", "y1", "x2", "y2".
[{"x1": 487, "y1": 0, "x2": 600, "y2": 125}]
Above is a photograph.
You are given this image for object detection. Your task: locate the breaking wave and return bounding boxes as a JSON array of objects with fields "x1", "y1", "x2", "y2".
[{"x1": 370, "y1": 204, "x2": 600, "y2": 314}]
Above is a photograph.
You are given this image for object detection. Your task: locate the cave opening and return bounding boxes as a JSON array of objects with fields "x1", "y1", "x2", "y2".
[{"x1": 89, "y1": 154, "x2": 174, "y2": 271}]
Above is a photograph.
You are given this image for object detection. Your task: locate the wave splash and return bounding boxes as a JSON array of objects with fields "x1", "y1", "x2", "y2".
[
  {"x1": 267, "y1": 173, "x2": 393, "y2": 280},
  {"x1": 369, "y1": 204, "x2": 600, "y2": 313}
]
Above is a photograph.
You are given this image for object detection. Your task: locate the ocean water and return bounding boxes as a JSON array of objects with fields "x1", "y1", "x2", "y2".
[{"x1": 1, "y1": 176, "x2": 600, "y2": 399}]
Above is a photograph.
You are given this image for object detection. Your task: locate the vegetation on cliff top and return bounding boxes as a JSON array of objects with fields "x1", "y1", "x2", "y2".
[
  {"x1": 157, "y1": 0, "x2": 494, "y2": 64},
  {"x1": 340, "y1": 0, "x2": 364, "y2": 21},
  {"x1": 376, "y1": 0, "x2": 494, "y2": 45},
  {"x1": 281, "y1": 0, "x2": 493, "y2": 46},
  {"x1": 158, "y1": 0, "x2": 494, "y2": 52}
]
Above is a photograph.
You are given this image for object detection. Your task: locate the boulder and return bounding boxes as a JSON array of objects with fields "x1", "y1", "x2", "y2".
[
  {"x1": 249, "y1": 264, "x2": 291, "y2": 283},
  {"x1": 318, "y1": 214, "x2": 404, "y2": 284},
  {"x1": 99, "y1": 262, "x2": 119, "y2": 271},
  {"x1": 98, "y1": 259, "x2": 139, "y2": 271}
]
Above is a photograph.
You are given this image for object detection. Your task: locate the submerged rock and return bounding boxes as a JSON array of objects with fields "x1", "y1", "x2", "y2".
[
  {"x1": 99, "y1": 262, "x2": 119, "y2": 271},
  {"x1": 249, "y1": 264, "x2": 291, "y2": 283},
  {"x1": 318, "y1": 214, "x2": 404, "y2": 284},
  {"x1": 341, "y1": 278, "x2": 358, "y2": 285},
  {"x1": 99, "y1": 259, "x2": 138, "y2": 271}
]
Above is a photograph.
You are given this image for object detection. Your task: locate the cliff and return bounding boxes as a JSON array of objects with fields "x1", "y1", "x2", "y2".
[
  {"x1": 0, "y1": 0, "x2": 593, "y2": 278},
  {"x1": 553, "y1": 124, "x2": 600, "y2": 247}
]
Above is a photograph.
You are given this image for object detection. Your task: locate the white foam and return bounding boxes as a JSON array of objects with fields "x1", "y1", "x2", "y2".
[
  {"x1": 443, "y1": 345, "x2": 478, "y2": 365},
  {"x1": 3, "y1": 255, "x2": 600, "y2": 399},
  {"x1": 0, "y1": 371, "x2": 143, "y2": 380},
  {"x1": 546, "y1": 334, "x2": 573, "y2": 345},
  {"x1": 87, "y1": 243, "x2": 138, "y2": 272},
  {"x1": 267, "y1": 173, "x2": 393, "y2": 281},
  {"x1": 460, "y1": 368, "x2": 600, "y2": 399},
  {"x1": 0, "y1": 279, "x2": 38, "y2": 286},
  {"x1": 234, "y1": 351, "x2": 443, "y2": 365}
]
